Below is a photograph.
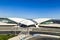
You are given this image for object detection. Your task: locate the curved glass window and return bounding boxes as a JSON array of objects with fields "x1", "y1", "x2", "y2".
[
  {"x1": 0, "y1": 18, "x2": 17, "y2": 24},
  {"x1": 41, "y1": 20, "x2": 53, "y2": 24},
  {"x1": 41, "y1": 19, "x2": 60, "y2": 24}
]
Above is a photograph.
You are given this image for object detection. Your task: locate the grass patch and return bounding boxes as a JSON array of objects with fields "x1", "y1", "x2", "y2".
[{"x1": 0, "y1": 34, "x2": 16, "y2": 40}]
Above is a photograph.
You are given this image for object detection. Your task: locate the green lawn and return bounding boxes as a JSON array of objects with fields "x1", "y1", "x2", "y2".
[{"x1": 0, "y1": 34, "x2": 16, "y2": 40}]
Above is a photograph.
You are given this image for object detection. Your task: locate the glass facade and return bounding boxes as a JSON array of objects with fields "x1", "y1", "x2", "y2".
[
  {"x1": 0, "y1": 18, "x2": 17, "y2": 24},
  {"x1": 41, "y1": 19, "x2": 60, "y2": 24}
]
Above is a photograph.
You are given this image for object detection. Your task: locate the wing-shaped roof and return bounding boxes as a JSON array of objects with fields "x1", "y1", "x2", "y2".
[
  {"x1": 8, "y1": 18, "x2": 26, "y2": 23},
  {"x1": 8, "y1": 18, "x2": 35, "y2": 25},
  {"x1": 8, "y1": 18, "x2": 52, "y2": 25},
  {"x1": 20, "y1": 19, "x2": 35, "y2": 25},
  {"x1": 33, "y1": 18, "x2": 52, "y2": 23}
]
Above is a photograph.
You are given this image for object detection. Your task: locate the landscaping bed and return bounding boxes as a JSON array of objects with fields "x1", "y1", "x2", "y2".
[{"x1": 0, "y1": 34, "x2": 16, "y2": 40}]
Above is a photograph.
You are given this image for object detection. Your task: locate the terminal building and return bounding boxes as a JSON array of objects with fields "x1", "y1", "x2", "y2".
[
  {"x1": 0, "y1": 18, "x2": 60, "y2": 34},
  {"x1": 0, "y1": 18, "x2": 35, "y2": 34}
]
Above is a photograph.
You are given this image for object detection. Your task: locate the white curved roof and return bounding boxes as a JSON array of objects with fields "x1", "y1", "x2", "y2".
[
  {"x1": 8, "y1": 18, "x2": 35, "y2": 25},
  {"x1": 8, "y1": 18, "x2": 26, "y2": 23},
  {"x1": 20, "y1": 19, "x2": 35, "y2": 25},
  {"x1": 33, "y1": 18, "x2": 52, "y2": 23},
  {"x1": 8, "y1": 18, "x2": 52, "y2": 25}
]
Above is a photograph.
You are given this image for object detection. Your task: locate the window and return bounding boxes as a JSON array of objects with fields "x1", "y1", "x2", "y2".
[
  {"x1": 41, "y1": 20, "x2": 53, "y2": 24},
  {"x1": 0, "y1": 18, "x2": 17, "y2": 24},
  {"x1": 41, "y1": 19, "x2": 60, "y2": 24}
]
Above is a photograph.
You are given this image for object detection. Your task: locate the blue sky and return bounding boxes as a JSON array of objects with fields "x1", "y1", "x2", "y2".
[{"x1": 0, "y1": 0, "x2": 60, "y2": 19}]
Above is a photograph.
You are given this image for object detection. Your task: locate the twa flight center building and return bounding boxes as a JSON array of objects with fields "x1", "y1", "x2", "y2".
[{"x1": 0, "y1": 18, "x2": 60, "y2": 35}]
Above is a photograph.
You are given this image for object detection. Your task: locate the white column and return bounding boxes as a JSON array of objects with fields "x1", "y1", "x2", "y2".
[{"x1": 35, "y1": 23, "x2": 39, "y2": 28}]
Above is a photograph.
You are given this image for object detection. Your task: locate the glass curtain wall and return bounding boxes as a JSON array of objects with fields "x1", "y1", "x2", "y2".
[
  {"x1": 0, "y1": 18, "x2": 17, "y2": 24},
  {"x1": 41, "y1": 19, "x2": 60, "y2": 24}
]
